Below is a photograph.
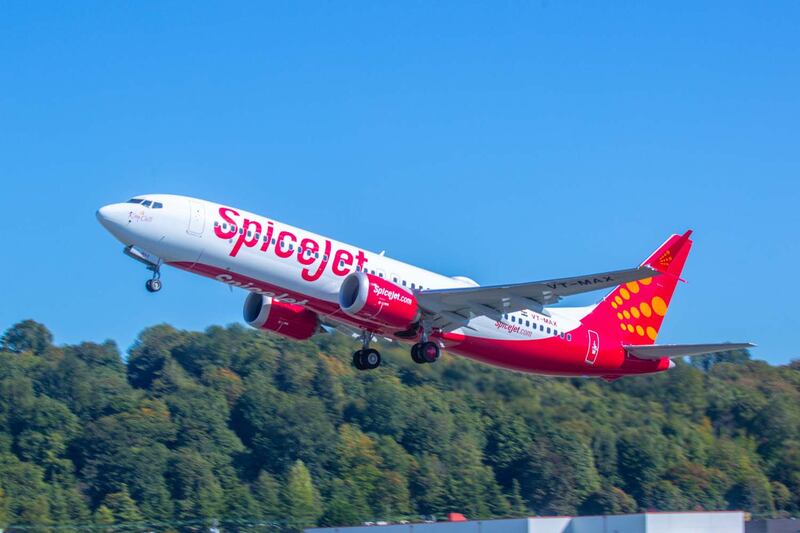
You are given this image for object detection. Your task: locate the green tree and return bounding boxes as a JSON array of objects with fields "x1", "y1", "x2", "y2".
[
  {"x1": 168, "y1": 449, "x2": 225, "y2": 522},
  {"x1": 0, "y1": 321, "x2": 797, "y2": 525},
  {"x1": 0, "y1": 487, "x2": 9, "y2": 528},
  {"x1": 518, "y1": 430, "x2": 601, "y2": 515},
  {"x1": 283, "y1": 460, "x2": 322, "y2": 530},
  {"x1": 94, "y1": 504, "x2": 115, "y2": 530},
  {"x1": 508, "y1": 479, "x2": 528, "y2": 516},
  {"x1": 1, "y1": 320, "x2": 53, "y2": 354},
  {"x1": 410, "y1": 453, "x2": 447, "y2": 516},
  {"x1": 252, "y1": 471, "x2": 282, "y2": 522},
  {"x1": 641, "y1": 480, "x2": 689, "y2": 511},
  {"x1": 100, "y1": 486, "x2": 144, "y2": 526},
  {"x1": 580, "y1": 485, "x2": 637, "y2": 514},
  {"x1": 320, "y1": 478, "x2": 371, "y2": 527}
]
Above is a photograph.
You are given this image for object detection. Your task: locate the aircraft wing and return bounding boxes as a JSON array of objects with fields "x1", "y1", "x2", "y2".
[
  {"x1": 624, "y1": 343, "x2": 755, "y2": 360},
  {"x1": 416, "y1": 265, "x2": 660, "y2": 331}
]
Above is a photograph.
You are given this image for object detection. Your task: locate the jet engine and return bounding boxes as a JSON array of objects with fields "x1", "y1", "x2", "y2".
[
  {"x1": 243, "y1": 293, "x2": 319, "y2": 340},
  {"x1": 339, "y1": 271, "x2": 420, "y2": 329}
]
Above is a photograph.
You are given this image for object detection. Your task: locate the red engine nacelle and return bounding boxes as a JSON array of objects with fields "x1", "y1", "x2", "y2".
[
  {"x1": 339, "y1": 271, "x2": 420, "y2": 329},
  {"x1": 243, "y1": 293, "x2": 319, "y2": 340}
]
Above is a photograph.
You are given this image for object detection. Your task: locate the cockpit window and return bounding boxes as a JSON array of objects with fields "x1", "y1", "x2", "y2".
[
  {"x1": 152, "y1": 202, "x2": 163, "y2": 209},
  {"x1": 127, "y1": 198, "x2": 144, "y2": 204},
  {"x1": 142, "y1": 200, "x2": 153, "y2": 207}
]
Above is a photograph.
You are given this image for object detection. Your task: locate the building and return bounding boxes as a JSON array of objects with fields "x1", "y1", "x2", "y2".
[
  {"x1": 307, "y1": 511, "x2": 745, "y2": 533},
  {"x1": 746, "y1": 519, "x2": 800, "y2": 533}
]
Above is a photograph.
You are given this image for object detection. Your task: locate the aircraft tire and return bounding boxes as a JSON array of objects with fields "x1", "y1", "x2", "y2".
[
  {"x1": 411, "y1": 343, "x2": 426, "y2": 364},
  {"x1": 352, "y1": 350, "x2": 366, "y2": 370},
  {"x1": 363, "y1": 348, "x2": 381, "y2": 370},
  {"x1": 421, "y1": 341, "x2": 440, "y2": 363}
]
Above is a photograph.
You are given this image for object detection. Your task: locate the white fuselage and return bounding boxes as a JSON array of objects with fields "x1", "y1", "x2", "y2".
[{"x1": 97, "y1": 193, "x2": 583, "y2": 348}]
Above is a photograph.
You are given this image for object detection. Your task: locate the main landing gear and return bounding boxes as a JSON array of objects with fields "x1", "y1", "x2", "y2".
[
  {"x1": 145, "y1": 265, "x2": 162, "y2": 293},
  {"x1": 410, "y1": 323, "x2": 440, "y2": 364},
  {"x1": 353, "y1": 331, "x2": 381, "y2": 371},
  {"x1": 411, "y1": 341, "x2": 440, "y2": 364}
]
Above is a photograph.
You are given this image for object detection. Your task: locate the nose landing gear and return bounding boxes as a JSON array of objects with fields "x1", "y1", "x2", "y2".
[
  {"x1": 353, "y1": 331, "x2": 381, "y2": 371},
  {"x1": 145, "y1": 265, "x2": 162, "y2": 293},
  {"x1": 123, "y1": 246, "x2": 164, "y2": 293}
]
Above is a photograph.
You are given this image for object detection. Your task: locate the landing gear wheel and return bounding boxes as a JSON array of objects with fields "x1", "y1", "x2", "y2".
[
  {"x1": 145, "y1": 278, "x2": 162, "y2": 293},
  {"x1": 362, "y1": 348, "x2": 381, "y2": 370},
  {"x1": 420, "y1": 341, "x2": 440, "y2": 363},
  {"x1": 353, "y1": 350, "x2": 365, "y2": 370},
  {"x1": 411, "y1": 343, "x2": 426, "y2": 364},
  {"x1": 353, "y1": 349, "x2": 381, "y2": 371}
]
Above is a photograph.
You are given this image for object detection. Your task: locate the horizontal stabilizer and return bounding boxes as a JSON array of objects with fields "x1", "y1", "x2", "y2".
[{"x1": 624, "y1": 342, "x2": 755, "y2": 360}]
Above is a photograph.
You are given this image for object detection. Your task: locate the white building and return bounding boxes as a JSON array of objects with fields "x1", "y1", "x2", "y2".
[{"x1": 307, "y1": 511, "x2": 744, "y2": 533}]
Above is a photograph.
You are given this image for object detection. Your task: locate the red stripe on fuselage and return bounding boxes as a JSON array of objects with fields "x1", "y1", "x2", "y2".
[{"x1": 168, "y1": 261, "x2": 670, "y2": 377}]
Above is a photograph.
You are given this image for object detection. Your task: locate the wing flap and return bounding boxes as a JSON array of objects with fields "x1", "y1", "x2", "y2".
[
  {"x1": 416, "y1": 265, "x2": 660, "y2": 331},
  {"x1": 624, "y1": 343, "x2": 755, "y2": 360},
  {"x1": 418, "y1": 265, "x2": 659, "y2": 318}
]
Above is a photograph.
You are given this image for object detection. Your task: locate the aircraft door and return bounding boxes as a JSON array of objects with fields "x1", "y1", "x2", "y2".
[
  {"x1": 585, "y1": 330, "x2": 600, "y2": 365},
  {"x1": 187, "y1": 200, "x2": 205, "y2": 236}
]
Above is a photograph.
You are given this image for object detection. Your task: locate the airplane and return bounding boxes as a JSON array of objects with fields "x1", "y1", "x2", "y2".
[{"x1": 96, "y1": 194, "x2": 752, "y2": 380}]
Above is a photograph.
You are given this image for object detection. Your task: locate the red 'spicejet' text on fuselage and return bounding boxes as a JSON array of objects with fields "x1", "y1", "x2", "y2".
[{"x1": 214, "y1": 207, "x2": 369, "y2": 282}]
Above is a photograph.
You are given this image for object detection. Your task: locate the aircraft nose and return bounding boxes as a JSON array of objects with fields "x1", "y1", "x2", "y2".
[{"x1": 96, "y1": 203, "x2": 128, "y2": 230}]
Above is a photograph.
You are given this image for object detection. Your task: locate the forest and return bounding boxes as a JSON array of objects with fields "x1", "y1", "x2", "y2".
[{"x1": 0, "y1": 319, "x2": 798, "y2": 531}]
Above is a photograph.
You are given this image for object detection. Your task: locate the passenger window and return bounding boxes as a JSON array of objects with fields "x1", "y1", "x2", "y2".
[
  {"x1": 526, "y1": 320, "x2": 530, "y2": 327},
  {"x1": 547, "y1": 327, "x2": 551, "y2": 334},
  {"x1": 567, "y1": 334, "x2": 572, "y2": 341},
  {"x1": 239, "y1": 228, "x2": 244, "y2": 235},
  {"x1": 223, "y1": 223, "x2": 227, "y2": 229},
  {"x1": 511, "y1": 316, "x2": 516, "y2": 323},
  {"x1": 272, "y1": 238, "x2": 276, "y2": 245},
  {"x1": 323, "y1": 254, "x2": 328, "y2": 260},
  {"x1": 540, "y1": 325, "x2": 544, "y2": 331},
  {"x1": 402, "y1": 280, "x2": 406, "y2": 286},
  {"x1": 247, "y1": 231, "x2": 252, "y2": 237}
]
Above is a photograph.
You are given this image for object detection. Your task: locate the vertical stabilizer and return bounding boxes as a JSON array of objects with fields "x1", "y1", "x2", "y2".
[{"x1": 586, "y1": 231, "x2": 693, "y2": 345}]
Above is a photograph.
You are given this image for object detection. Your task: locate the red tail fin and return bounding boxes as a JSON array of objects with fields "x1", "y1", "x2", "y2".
[{"x1": 587, "y1": 231, "x2": 693, "y2": 345}]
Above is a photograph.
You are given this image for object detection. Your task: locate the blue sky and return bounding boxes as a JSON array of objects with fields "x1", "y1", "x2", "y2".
[{"x1": 1, "y1": 2, "x2": 797, "y2": 364}]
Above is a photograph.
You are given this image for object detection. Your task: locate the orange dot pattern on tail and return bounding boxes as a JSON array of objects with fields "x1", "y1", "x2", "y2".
[{"x1": 610, "y1": 279, "x2": 676, "y2": 343}]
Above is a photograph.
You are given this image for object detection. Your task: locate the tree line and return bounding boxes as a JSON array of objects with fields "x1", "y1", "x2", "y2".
[{"x1": 0, "y1": 319, "x2": 798, "y2": 531}]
